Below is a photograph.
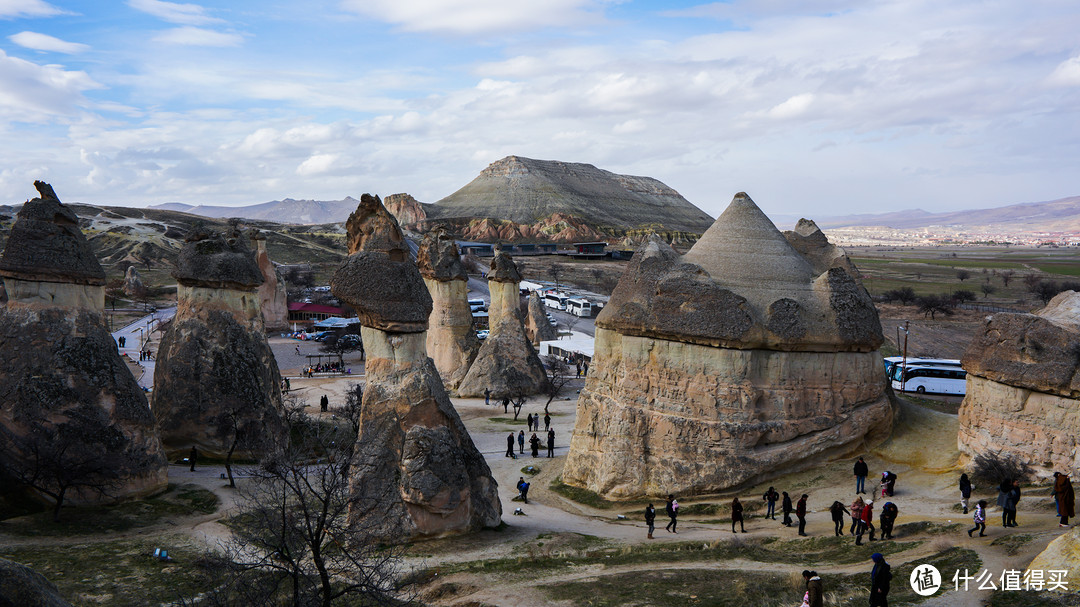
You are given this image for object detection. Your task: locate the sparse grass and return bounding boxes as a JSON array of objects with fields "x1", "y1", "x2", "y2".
[
  {"x1": 990, "y1": 533, "x2": 1037, "y2": 556},
  {"x1": 549, "y1": 476, "x2": 621, "y2": 510},
  {"x1": 488, "y1": 417, "x2": 526, "y2": 425},
  {"x1": 0, "y1": 483, "x2": 219, "y2": 535},
  {"x1": 893, "y1": 521, "x2": 962, "y2": 538},
  {"x1": 521, "y1": 466, "x2": 541, "y2": 476}
]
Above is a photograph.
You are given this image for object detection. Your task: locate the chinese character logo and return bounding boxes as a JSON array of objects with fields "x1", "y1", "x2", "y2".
[{"x1": 911, "y1": 564, "x2": 942, "y2": 596}]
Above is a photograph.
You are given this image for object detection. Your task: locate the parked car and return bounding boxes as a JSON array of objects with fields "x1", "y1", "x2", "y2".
[{"x1": 476, "y1": 330, "x2": 489, "y2": 340}]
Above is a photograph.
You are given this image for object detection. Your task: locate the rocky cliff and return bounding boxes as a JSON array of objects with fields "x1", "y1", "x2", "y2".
[
  {"x1": 384, "y1": 193, "x2": 430, "y2": 227},
  {"x1": 958, "y1": 291, "x2": 1080, "y2": 474},
  {"x1": 152, "y1": 226, "x2": 285, "y2": 459},
  {"x1": 418, "y1": 230, "x2": 480, "y2": 391},
  {"x1": 0, "y1": 182, "x2": 168, "y2": 505},
  {"x1": 563, "y1": 193, "x2": 892, "y2": 499},
  {"x1": 332, "y1": 194, "x2": 501, "y2": 543}
]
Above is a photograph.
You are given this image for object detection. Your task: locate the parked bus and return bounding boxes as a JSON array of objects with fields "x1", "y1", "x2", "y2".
[
  {"x1": 544, "y1": 292, "x2": 569, "y2": 311},
  {"x1": 566, "y1": 298, "x2": 592, "y2": 317},
  {"x1": 468, "y1": 299, "x2": 486, "y2": 312},
  {"x1": 890, "y1": 365, "x2": 967, "y2": 395},
  {"x1": 882, "y1": 356, "x2": 962, "y2": 378}
]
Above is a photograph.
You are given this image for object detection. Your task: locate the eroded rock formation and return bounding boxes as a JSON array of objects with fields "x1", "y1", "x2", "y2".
[
  {"x1": 250, "y1": 229, "x2": 288, "y2": 331},
  {"x1": 152, "y1": 224, "x2": 285, "y2": 459},
  {"x1": 384, "y1": 193, "x2": 429, "y2": 227},
  {"x1": 456, "y1": 247, "x2": 550, "y2": 398},
  {"x1": 122, "y1": 265, "x2": 144, "y2": 297},
  {"x1": 563, "y1": 193, "x2": 892, "y2": 499},
  {"x1": 417, "y1": 229, "x2": 480, "y2": 390},
  {"x1": 526, "y1": 291, "x2": 557, "y2": 344},
  {"x1": 958, "y1": 291, "x2": 1080, "y2": 474},
  {"x1": 0, "y1": 558, "x2": 73, "y2": 607},
  {"x1": 331, "y1": 194, "x2": 500, "y2": 543},
  {"x1": 0, "y1": 182, "x2": 168, "y2": 504}
]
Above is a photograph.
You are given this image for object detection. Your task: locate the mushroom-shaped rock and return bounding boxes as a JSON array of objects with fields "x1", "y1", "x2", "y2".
[
  {"x1": 172, "y1": 225, "x2": 263, "y2": 290},
  {"x1": 958, "y1": 291, "x2": 1080, "y2": 474},
  {"x1": 418, "y1": 230, "x2": 479, "y2": 390},
  {"x1": 563, "y1": 193, "x2": 892, "y2": 499}
]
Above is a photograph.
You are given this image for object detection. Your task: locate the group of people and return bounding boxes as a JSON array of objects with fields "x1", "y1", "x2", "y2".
[
  {"x1": 304, "y1": 361, "x2": 346, "y2": 375},
  {"x1": 138, "y1": 349, "x2": 153, "y2": 361},
  {"x1": 525, "y1": 412, "x2": 550, "y2": 432},
  {"x1": 796, "y1": 555, "x2": 891, "y2": 607},
  {"x1": 506, "y1": 429, "x2": 555, "y2": 458},
  {"x1": 643, "y1": 495, "x2": 682, "y2": 538}
]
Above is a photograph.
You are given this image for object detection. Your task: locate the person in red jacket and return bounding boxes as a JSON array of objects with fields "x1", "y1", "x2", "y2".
[
  {"x1": 856, "y1": 500, "x2": 877, "y2": 545},
  {"x1": 796, "y1": 494, "x2": 809, "y2": 536}
]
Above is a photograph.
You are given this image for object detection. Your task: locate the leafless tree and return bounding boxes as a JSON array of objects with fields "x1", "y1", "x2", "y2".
[
  {"x1": 549, "y1": 263, "x2": 562, "y2": 291},
  {"x1": 980, "y1": 283, "x2": 996, "y2": 299},
  {"x1": 956, "y1": 269, "x2": 971, "y2": 282},
  {"x1": 542, "y1": 355, "x2": 573, "y2": 415},
  {"x1": 917, "y1": 295, "x2": 955, "y2": 320},
  {"x1": 334, "y1": 383, "x2": 364, "y2": 436},
  {"x1": 1001, "y1": 270, "x2": 1015, "y2": 287}
]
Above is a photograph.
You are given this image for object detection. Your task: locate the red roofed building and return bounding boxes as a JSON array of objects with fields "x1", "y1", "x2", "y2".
[{"x1": 288, "y1": 302, "x2": 346, "y2": 325}]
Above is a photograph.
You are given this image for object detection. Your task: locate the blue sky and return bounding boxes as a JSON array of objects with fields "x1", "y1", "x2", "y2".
[{"x1": 1, "y1": 0, "x2": 1078, "y2": 219}]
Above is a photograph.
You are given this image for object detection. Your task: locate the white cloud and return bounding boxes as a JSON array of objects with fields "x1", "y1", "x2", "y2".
[
  {"x1": 0, "y1": 49, "x2": 101, "y2": 121},
  {"x1": 128, "y1": 0, "x2": 223, "y2": 25},
  {"x1": 767, "y1": 93, "x2": 814, "y2": 119},
  {"x1": 339, "y1": 0, "x2": 607, "y2": 36},
  {"x1": 296, "y1": 153, "x2": 340, "y2": 176},
  {"x1": 152, "y1": 26, "x2": 243, "y2": 47},
  {"x1": 9, "y1": 31, "x2": 90, "y2": 53},
  {"x1": 0, "y1": 0, "x2": 65, "y2": 19},
  {"x1": 1047, "y1": 55, "x2": 1080, "y2": 87}
]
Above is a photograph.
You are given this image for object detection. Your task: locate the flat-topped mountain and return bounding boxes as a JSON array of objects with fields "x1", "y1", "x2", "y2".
[
  {"x1": 430, "y1": 156, "x2": 714, "y2": 234},
  {"x1": 152, "y1": 197, "x2": 362, "y2": 225}
]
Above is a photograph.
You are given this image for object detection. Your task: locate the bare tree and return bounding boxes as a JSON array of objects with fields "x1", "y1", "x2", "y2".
[
  {"x1": 980, "y1": 283, "x2": 996, "y2": 299},
  {"x1": 542, "y1": 355, "x2": 573, "y2": 415},
  {"x1": 1001, "y1": 270, "x2": 1015, "y2": 287},
  {"x1": 956, "y1": 269, "x2": 971, "y2": 282},
  {"x1": 549, "y1": 263, "x2": 562, "y2": 291},
  {"x1": 188, "y1": 412, "x2": 410, "y2": 607},
  {"x1": 1023, "y1": 273, "x2": 1042, "y2": 292},
  {"x1": 917, "y1": 295, "x2": 955, "y2": 320},
  {"x1": 334, "y1": 383, "x2": 364, "y2": 436},
  {"x1": 510, "y1": 394, "x2": 528, "y2": 421},
  {"x1": 318, "y1": 328, "x2": 361, "y2": 366}
]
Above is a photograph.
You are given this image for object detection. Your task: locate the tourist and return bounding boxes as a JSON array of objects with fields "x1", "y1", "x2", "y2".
[
  {"x1": 645, "y1": 503, "x2": 656, "y2": 539},
  {"x1": 968, "y1": 500, "x2": 987, "y2": 537},
  {"x1": 763, "y1": 486, "x2": 779, "y2": 520},
  {"x1": 830, "y1": 500, "x2": 849, "y2": 536},
  {"x1": 484, "y1": 388, "x2": 490, "y2": 406},
  {"x1": 665, "y1": 495, "x2": 679, "y2": 533},
  {"x1": 189, "y1": 446, "x2": 198, "y2": 472},
  {"x1": 802, "y1": 570, "x2": 823, "y2": 607},
  {"x1": 546, "y1": 429, "x2": 555, "y2": 458},
  {"x1": 526, "y1": 413, "x2": 533, "y2": 431},
  {"x1": 869, "y1": 553, "x2": 892, "y2": 607},
  {"x1": 295, "y1": 344, "x2": 300, "y2": 356},
  {"x1": 959, "y1": 473, "x2": 972, "y2": 514},
  {"x1": 854, "y1": 456, "x2": 869, "y2": 494},
  {"x1": 544, "y1": 413, "x2": 551, "y2": 431},
  {"x1": 879, "y1": 502, "x2": 898, "y2": 539},
  {"x1": 502, "y1": 397, "x2": 510, "y2": 413},
  {"x1": 320, "y1": 394, "x2": 329, "y2": 412},
  {"x1": 796, "y1": 494, "x2": 808, "y2": 536},
  {"x1": 517, "y1": 477, "x2": 530, "y2": 504},
  {"x1": 731, "y1": 497, "x2": 746, "y2": 533},
  {"x1": 529, "y1": 433, "x2": 541, "y2": 457},
  {"x1": 1001, "y1": 480, "x2": 1021, "y2": 527},
  {"x1": 781, "y1": 491, "x2": 794, "y2": 527},
  {"x1": 505, "y1": 432, "x2": 516, "y2": 458},
  {"x1": 1056, "y1": 472, "x2": 1074, "y2": 527},
  {"x1": 518, "y1": 429, "x2": 525, "y2": 454},
  {"x1": 879, "y1": 471, "x2": 896, "y2": 498},
  {"x1": 850, "y1": 496, "x2": 864, "y2": 535},
  {"x1": 996, "y1": 478, "x2": 1012, "y2": 527},
  {"x1": 857, "y1": 500, "x2": 876, "y2": 545}
]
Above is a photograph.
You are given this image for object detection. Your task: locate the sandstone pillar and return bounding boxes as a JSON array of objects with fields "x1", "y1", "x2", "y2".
[
  {"x1": 250, "y1": 230, "x2": 288, "y2": 331},
  {"x1": 417, "y1": 230, "x2": 479, "y2": 391}
]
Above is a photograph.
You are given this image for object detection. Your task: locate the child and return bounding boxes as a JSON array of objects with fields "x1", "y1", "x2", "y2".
[{"x1": 968, "y1": 500, "x2": 987, "y2": 537}]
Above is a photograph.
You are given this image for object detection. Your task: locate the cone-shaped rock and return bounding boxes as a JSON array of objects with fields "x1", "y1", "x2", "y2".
[
  {"x1": 417, "y1": 229, "x2": 480, "y2": 390},
  {"x1": 332, "y1": 194, "x2": 500, "y2": 543},
  {"x1": 0, "y1": 182, "x2": 167, "y2": 506},
  {"x1": 250, "y1": 229, "x2": 288, "y2": 331},
  {"x1": 152, "y1": 224, "x2": 285, "y2": 459},
  {"x1": 526, "y1": 291, "x2": 558, "y2": 344},
  {"x1": 457, "y1": 247, "x2": 550, "y2": 398},
  {"x1": 958, "y1": 291, "x2": 1080, "y2": 475},
  {"x1": 563, "y1": 193, "x2": 891, "y2": 499}
]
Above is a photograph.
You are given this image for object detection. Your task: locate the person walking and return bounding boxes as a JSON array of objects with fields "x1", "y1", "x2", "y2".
[
  {"x1": 802, "y1": 570, "x2": 823, "y2": 607},
  {"x1": 796, "y1": 494, "x2": 808, "y2": 536},
  {"x1": 781, "y1": 491, "x2": 794, "y2": 527},
  {"x1": 1056, "y1": 472, "x2": 1074, "y2": 527},
  {"x1": 830, "y1": 501, "x2": 849, "y2": 536},
  {"x1": 869, "y1": 553, "x2": 892, "y2": 607},
  {"x1": 856, "y1": 500, "x2": 876, "y2": 545},
  {"x1": 959, "y1": 473, "x2": 973, "y2": 514},
  {"x1": 484, "y1": 388, "x2": 490, "y2": 406},
  {"x1": 1053, "y1": 472, "x2": 1063, "y2": 517},
  {"x1": 731, "y1": 497, "x2": 746, "y2": 533},
  {"x1": 850, "y1": 496, "x2": 864, "y2": 535},
  {"x1": 188, "y1": 446, "x2": 198, "y2": 472},
  {"x1": 546, "y1": 429, "x2": 555, "y2": 458},
  {"x1": 1004, "y1": 480, "x2": 1021, "y2": 527},
  {"x1": 763, "y1": 486, "x2": 779, "y2": 520},
  {"x1": 544, "y1": 413, "x2": 551, "y2": 431},
  {"x1": 645, "y1": 503, "x2": 656, "y2": 539},
  {"x1": 968, "y1": 500, "x2": 987, "y2": 537},
  {"x1": 854, "y1": 456, "x2": 869, "y2": 494},
  {"x1": 518, "y1": 429, "x2": 525, "y2": 454},
  {"x1": 529, "y1": 433, "x2": 541, "y2": 458},
  {"x1": 320, "y1": 394, "x2": 329, "y2": 412},
  {"x1": 665, "y1": 495, "x2": 679, "y2": 533},
  {"x1": 879, "y1": 502, "x2": 898, "y2": 540},
  {"x1": 996, "y1": 479, "x2": 1012, "y2": 527},
  {"x1": 505, "y1": 432, "x2": 516, "y2": 458}
]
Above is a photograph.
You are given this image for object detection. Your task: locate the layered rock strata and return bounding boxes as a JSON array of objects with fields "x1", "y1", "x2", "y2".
[
  {"x1": 152, "y1": 225, "x2": 285, "y2": 459},
  {"x1": 0, "y1": 182, "x2": 168, "y2": 503},
  {"x1": 331, "y1": 194, "x2": 500, "y2": 543},
  {"x1": 563, "y1": 193, "x2": 892, "y2": 499},
  {"x1": 456, "y1": 248, "x2": 550, "y2": 398},
  {"x1": 250, "y1": 229, "x2": 288, "y2": 331},
  {"x1": 526, "y1": 291, "x2": 558, "y2": 344},
  {"x1": 958, "y1": 291, "x2": 1080, "y2": 474},
  {"x1": 417, "y1": 230, "x2": 480, "y2": 391}
]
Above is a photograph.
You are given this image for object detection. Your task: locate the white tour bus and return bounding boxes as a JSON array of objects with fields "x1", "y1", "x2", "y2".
[
  {"x1": 882, "y1": 356, "x2": 962, "y2": 378},
  {"x1": 566, "y1": 298, "x2": 592, "y2": 317},
  {"x1": 468, "y1": 299, "x2": 486, "y2": 312},
  {"x1": 544, "y1": 292, "x2": 569, "y2": 311},
  {"x1": 890, "y1": 364, "x2": 967, "y2": 395}
]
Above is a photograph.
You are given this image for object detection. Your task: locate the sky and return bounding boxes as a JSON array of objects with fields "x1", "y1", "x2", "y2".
[{"x1": 0, "y1": 0, "x2": 1078, "y2": 219}]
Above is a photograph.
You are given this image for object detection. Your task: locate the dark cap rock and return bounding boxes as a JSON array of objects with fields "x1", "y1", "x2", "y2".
[
  {"x1": 488, "y1": 246, "x2": 522, "y2": 283},
  {"x1": 332, "y1": 194, "x2": 432, "y2": 332},
  {"x1": 417, "y1": 229, "x2": 467, "y2": 282},
  {"x1": 172, "y1": 225, "x2": 263, "y2": 289},
  {"x1": 0, "y1": 181, "x2": 105, "y2": 286}
]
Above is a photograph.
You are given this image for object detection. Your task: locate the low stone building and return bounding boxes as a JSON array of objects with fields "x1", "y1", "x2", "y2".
[{"x1": 563, "y1": 193, "x2": 892, "y2": 499}]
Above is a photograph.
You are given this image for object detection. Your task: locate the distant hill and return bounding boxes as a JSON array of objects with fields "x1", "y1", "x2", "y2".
[
  {"x1": 149, "y1": 197, "x2": 361, "y2": 225},
  {"x1": 801, "y1": 195, "x2": 1080, "y2": 231}
]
